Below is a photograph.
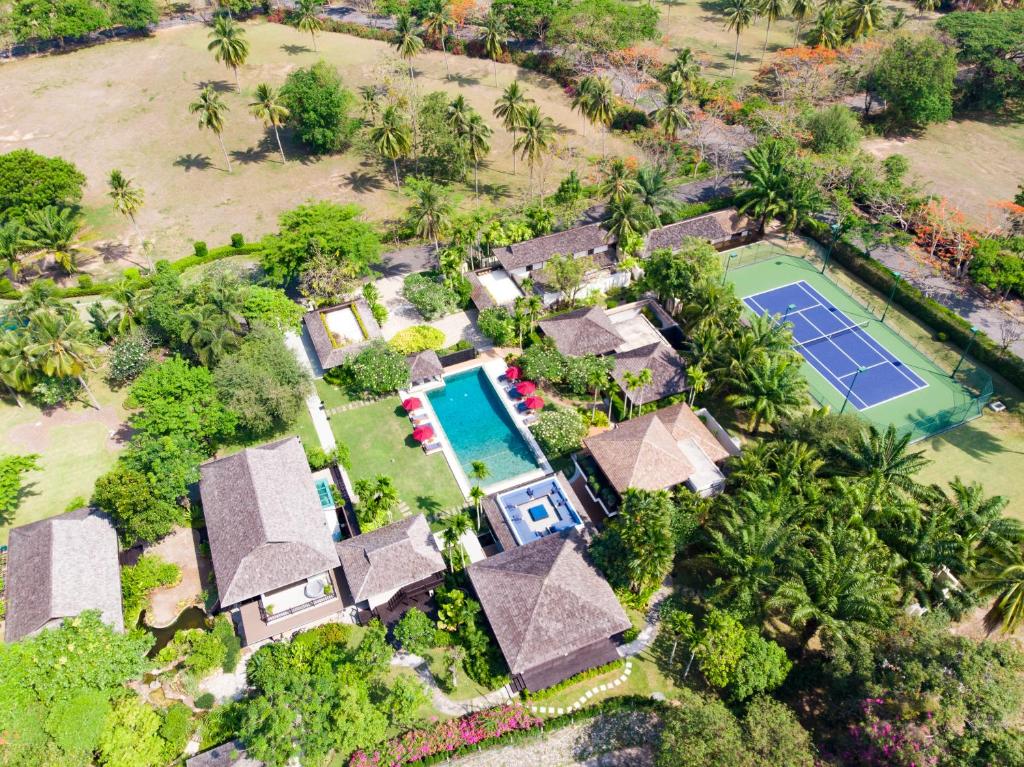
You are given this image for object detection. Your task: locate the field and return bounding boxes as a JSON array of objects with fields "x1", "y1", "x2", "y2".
[
  {"x1": 0, "y1": 20, "x2": 632, "y2": 276},
  {"x1": 863, "y1": 117, "x2": 1024, "y2": 228}
]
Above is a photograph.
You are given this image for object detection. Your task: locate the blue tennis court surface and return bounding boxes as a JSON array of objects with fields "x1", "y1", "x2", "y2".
[{"x1": 743, "y1": 281, "x2": 928, "y2": 411}]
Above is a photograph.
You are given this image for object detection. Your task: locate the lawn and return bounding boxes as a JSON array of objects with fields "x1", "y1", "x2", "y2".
[
  {"x1": 327, "y1": 395, "x2": 465, "y2": 518},
  {"x1": 421, "y1": 647, "x2": 495, "y2": 702},
  {"x1": 522, "y1": 653, "x2": 679, "y2": 713},
  {"x1": 0, "y1": 20, "x2": 632, "y2": 278},
  {"x1": 0, "y1": 373, "x2": 130, "y2": 545}
]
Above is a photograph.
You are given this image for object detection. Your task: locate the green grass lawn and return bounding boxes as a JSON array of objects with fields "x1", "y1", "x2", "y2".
[
  {"x1": 315, "y1": 379, "x2": 356, "y2": 411},
  {"x1": 327, "y1": 397, "x2": 465, "y2": 518},
  {"x1": 420, "y1": 647, "x2": 495, "y2": 702},
  {"x1": 522, "y1": 654, "x2": 679, "y2": 713}
]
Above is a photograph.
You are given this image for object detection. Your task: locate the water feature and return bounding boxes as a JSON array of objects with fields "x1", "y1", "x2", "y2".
[{"x1": 138, "y1": 606, "x2": 211, "y2": 658}]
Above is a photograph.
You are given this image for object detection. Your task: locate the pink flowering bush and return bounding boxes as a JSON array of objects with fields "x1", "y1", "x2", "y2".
[
  {"x1": 350, "y1": 705, "x2": 543, "y2": 767},
  {"x1": 841, "y1": 698, "x2": 941, "y2": 767}
]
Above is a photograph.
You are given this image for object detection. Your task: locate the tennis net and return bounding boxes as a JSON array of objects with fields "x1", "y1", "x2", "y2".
[{"x1": 792, "y1": 320, "x2": 871, "y2": 350}]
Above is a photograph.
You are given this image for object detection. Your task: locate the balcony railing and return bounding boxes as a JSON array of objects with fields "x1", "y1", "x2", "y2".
[{"x1": 259, "y1": 592, "x2": 335, "y2": 624}]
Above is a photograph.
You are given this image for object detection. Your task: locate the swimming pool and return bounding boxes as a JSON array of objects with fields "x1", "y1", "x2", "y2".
[{"x1": 427, "y1": 367, "x2": 541, "y2": 485}]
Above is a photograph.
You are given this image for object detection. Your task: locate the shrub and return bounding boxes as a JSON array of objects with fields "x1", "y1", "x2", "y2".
[
  {"x1": 241, "y1": 286, "x2": 304, "y2": 332},
  {"x1": 477, "y1": 307, "x2": 517, "y2": 346},
  {"x1": 107, "y1": 332, "x2": 153, "y2": 387},
  {"x1": 531, "y1": 407, "x2": 587, "y2": 458},
  {"x1": 230, "y1": 233, "x2": 244, "y2": 248},
  {"x1": 158, "y1": 703, "x2": 194, "y2": 761},
  {"x1": 121, "y1": 554, "x2": 181, "y2": 626},
  {"x1": 280, "y1": 61, "x2": 359, "y2": 154},
  {"x1": 31, "y1": 376, "x2": 81, "y2": 407},
  {"x1": 345, "y1": 341, "x2": 411, "y2": 395},
  {"x1": 806, "y1": 105, "x2": 862, "y2": 154},
  {"x1": 371, "y1": 302, "x2": 388, "y2": 326},
  {"x1": 194, "y1": 693, "x2": 215, "y2": 710},
  {"x1": 389, "y1": 325, "x2": 446, "y2": 355},
  {"x1": 402, "y1": 273, "x2": 459, "y2": 320},
  {"x1": 78, "y1": 274, "x2": 93, "y2": 289},
  {"x1": 193, "y1": 241, "x2": 208, "y2": 258},
  {"x1": 393, "y1": 608, "x2": 437, "y2": 656}
]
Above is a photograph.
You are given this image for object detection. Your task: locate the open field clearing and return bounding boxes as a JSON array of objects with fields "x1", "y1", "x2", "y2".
[
  {"x1": 0, "y1": 20, "x2": 631, "y2": 276},
  {"x1": 863, "y1": 117, "x2": 1024, "y2": 228}
]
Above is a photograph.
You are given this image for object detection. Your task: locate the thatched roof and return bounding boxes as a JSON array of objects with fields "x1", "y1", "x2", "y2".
[
  {"x1": 406, "y1": 350, "x2": 443, "y2": 385},
  {"x1": 336, "y1": 515, "x2": 445, "y2": 604},
  {"x1": 494, "y1": 223, "x2": 613, "y2": 271},
  {"x1": 302, "y1": 298, "x2": 383, "y2": 370},
  {"x1": 538, "y1": 306, "x2": 625, "y2": 357},
  {"x1": 612, "y1": 343, "x2": 689, "y2": 406},
  {"x1": 467, "y1": 531, "x2": 629, "y2": 675},
  {"x1": 5, "y1": 508, "x2": 123, "y2": 642},
  {"x1": 644, "y1": 208, "x2": 755, "y2": 254},
  {"x1": 199, "y1": 437, "x2": 341, "y2": 607},
  {"x1": 584, "y1": 403, "x2": 730, "y2": 494}
]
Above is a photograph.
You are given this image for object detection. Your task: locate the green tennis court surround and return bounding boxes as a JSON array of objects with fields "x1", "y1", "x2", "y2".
[{"x1": 723, "y1": 242, "x2": 992, "y2": 442}]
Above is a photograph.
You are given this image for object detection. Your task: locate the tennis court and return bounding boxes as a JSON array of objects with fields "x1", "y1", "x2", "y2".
[
  {"x1": 743, "y1": 281, "x2": 927, "y2": 411},
  {"x1": 722, "y1": 241, "x2": 992, "y2": 441}
]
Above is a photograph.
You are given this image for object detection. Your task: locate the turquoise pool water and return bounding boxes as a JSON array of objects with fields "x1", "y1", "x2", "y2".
[
  {"x1": 427, "y1": 367, "x2": 541, "y2": 485},
  {"x1": 314, "y1": 478, "x2": 334, "y2": 509}
]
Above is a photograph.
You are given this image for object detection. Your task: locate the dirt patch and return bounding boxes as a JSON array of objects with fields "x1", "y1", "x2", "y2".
[
  {"x1": 6, "y1": 401, "x2": 129, "y2": 453},
  {"x1": 143, "y1": 526, "x2": 212, "y2": 627}
]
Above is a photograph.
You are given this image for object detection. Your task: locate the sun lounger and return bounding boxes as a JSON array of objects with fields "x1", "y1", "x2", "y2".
[{"x1": 422, "y1": 440, "x2": 443, "y2": 454}]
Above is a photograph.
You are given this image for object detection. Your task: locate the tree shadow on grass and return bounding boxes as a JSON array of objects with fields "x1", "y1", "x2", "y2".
[
  {"x1": 230, "y1": 143, "x2": 271, "y2": 166},
  {"x1": 2, "y1": 481, "x2": 41, "y2": 527},
  {"x1": 415, "y1": 495, "x2": 444, "y2": 519},
  {"x1": 477, "y1": 181, "x2": 511, "y2": 201},
  {"x1": 196, "y1": 79, "x2": 234, "y2": 94},
  {"x1": 281, "y1": 43, "x2": 311, "y2": 55},
  {"x1": 447, "y1": 72, "x2": 481, "y2": 88},
  {"x1": 342, "y1": 169, "x2": 385, "y2": 194},
  {"x1": 173, "y1": 153, "x2": 213, "y2": 172}
]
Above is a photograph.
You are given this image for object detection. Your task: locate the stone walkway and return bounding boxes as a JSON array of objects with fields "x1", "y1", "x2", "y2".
[
  {"x1": 285, "y1": 330, "x2": 336, "y2": 453},
  {"x1": 391, "y1": 651, "x2": 515, "y2": 716},
  {"x1": 618, "y1": 585, "x2": 672, "y2": 658},
  {"x1": 529, "y1": 660, "x2": 633, "y2": 717}
]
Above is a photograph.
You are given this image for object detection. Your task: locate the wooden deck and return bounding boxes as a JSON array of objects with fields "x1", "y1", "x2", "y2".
[{"x1": 236, "y1": 569, "x2": 346, "y2": 646}]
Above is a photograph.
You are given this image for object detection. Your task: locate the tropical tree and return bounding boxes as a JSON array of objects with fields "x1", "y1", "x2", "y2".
[
  {"x1": 757, "y1": 0, "x2": 786, "y2": 65},
  {"x1": 405, "y1": 179, "x2": 453, "y2": 251},
  {"x1": 207, "y1": 15, "x2": 249, "y2": 89},
  {"x1": 440, "y1": 510, "x2": 473, "y2": 570},
  {"x1": 189, "y1": 86, "x2": 232, "y2": 172},
  {"x1": 0, "y1": 221, "x2": 30, "y2": 279},
  {"x1": 107, "y1": 170, "x2": 149, "y2": 268},
  {"x1": 571, "y1": 75, "x2": 599, "y2": 136},
  {"x1": 617, "y1": 488, "x2": 675, "y2": 595},
  {"x1": 394, "y1": 13, "x2": 424, "y2": 86},
  {"x1": 358, "y1": 85, "x2": 381, "y2": 122},
  {"x1": 0, "y1": 330, "x2": 37, "y2": 404},
  {"x1": 725, "y1": 350, "x2": 807, "y2": 432},
  {"x1": 789, "y1": 0, "x2": 813, "y2": 44},
  {"x1": 250, "y1": 83, "x2": 290, "y2": 164},
  {"x1": 806, "y1": 5, "x2": 844, "y2": 48},
  {"x1": 293, "y1": 0, "x2": 323, "y2": 52},
  {"x1": 468, "y1": 485, "x2": 485, "y2": 529},
  {"x1": 462, "y1": 113, "x2": 492, "y2": 198},
  {"x1": 493, "y1": 81, "x2": 533, "y2": 175},
  {"x1": 446, "y1": 95, "x2": 472, "y2": 134},
  {"x1": 661, "y1": 48, "x2": 700, "y2": 87},
  {"x1": 371, "y1": 105, "x2": 413, "y2": 187},
  {"x1": 513, "y1": 105, "x2": 555, "y2": 196},
  {"x1": 635, "y1": 164, "x2": 678, "y2": 223},
  {"x1": 734, "y1": 139, "x2": 789, "y2": 231},
  {"x1": 844, "y1": 0, "x2": 885, "y2": 40},
  {"x1": 180, "y1": 303, "x2": 241, "y2": 367},
  {"x1": 975, "y1": 547, "x2": 1024, "y2": 635},
  {"x1": 653, "y1": 82, "x2": 689, "y2": 140},
  {"x1": 723, "y1": 0, "x2": 757, "y2": 77},
  {"x1": 481, "y1": 10, "x2": 507, "y2": 88},
  {"x1": 600, "y1": 159, "x2": 638, "y2": 203},
  {"x1": 838, "y1": 425, "x2": 930, "y2": 513},
  {"x1": 22, "y1": 206, "x2": 85, "y2": 274},
  {"x1": 354, "y1": 474, "x2": 400, "y2": 531},
  {"x1": 605, "y1": 193, "x2": 655, "y2": 247},
  {"x1": 423, "y1": 3, "x2": 455, "y2": 79},
  {"x1": 686, "y1": 365, "x2": 707, "y2": 406},
  {"x1": 24, "y1": 309, "x2": 99, "y2": 408},
  {"x1": 583, "y1": 76, "x2": 616, "y2": 156}
]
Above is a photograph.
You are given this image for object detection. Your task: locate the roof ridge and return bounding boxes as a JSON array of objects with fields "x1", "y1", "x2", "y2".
[{"x1": 240, "y1": 450, "x2": 269, "y2": 544}]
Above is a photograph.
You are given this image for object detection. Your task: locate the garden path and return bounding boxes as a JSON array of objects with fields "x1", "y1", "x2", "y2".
[
  {"x1": 392, "y1": 651, "x2": 516, "y2": 716},
  {"x1": 285, "y1": 330, "x2": 337, "y2": 453}
]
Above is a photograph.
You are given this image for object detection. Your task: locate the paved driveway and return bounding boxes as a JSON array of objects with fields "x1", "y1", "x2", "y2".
[{"x1": 376, "y1": 274, "x2": 488, "y2": 349}]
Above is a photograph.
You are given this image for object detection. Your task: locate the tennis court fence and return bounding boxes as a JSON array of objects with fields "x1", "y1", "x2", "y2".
[{"x1": 722, "y1": 243, "x2": 994, "y2": 442}]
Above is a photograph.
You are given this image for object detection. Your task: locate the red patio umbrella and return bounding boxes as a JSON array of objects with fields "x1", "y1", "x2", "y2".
[
  {"x1": 524, "y1": 396, "x2": 545, "y2": 410},
  {"x1": 516, "y1": 380, "x2": 537, "y2": 395},
  {"x1": 402, "y1": 397, "x2": 423, "y2": 412},
  {"x1": 505, "y1": 366, "x2": 522, "y2": 381},
  {"x1": 412, "y1": 424, "x2": 435, "y2": 442}
]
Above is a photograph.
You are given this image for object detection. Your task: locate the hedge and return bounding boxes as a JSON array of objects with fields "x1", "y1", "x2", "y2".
[
  {"x1": 803, "y1": 219, "x2": 1024, "y2": 391},
  {"x1": 523, "y1": 659, "x2": 625, "y2": 702}
]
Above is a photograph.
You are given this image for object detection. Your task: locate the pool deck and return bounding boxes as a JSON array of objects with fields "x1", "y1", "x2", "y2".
[{"x1": 401, "y1": 356, "x2": 551, "y2": 498}]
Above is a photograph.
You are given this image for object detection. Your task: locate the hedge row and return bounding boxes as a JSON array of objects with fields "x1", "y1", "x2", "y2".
[
  {"x1": 803, "y1": 219, "x2": 1024, "y2": 392},
  {"x1": 522, "y1": 659, "x2": 625, "y2": 702}
]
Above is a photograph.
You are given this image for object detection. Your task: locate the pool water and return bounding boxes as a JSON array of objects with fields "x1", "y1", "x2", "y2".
[
  {"x1": 314, "y1": 478, "x2": 335, "y2": 509},
  {"x1": 427, "y1": 367, "x2": 541, "y2": 485}
]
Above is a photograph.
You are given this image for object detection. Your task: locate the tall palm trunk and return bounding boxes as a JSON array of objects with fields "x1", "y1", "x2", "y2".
[
  {"x1": 441, "y1": 37, "x2": 450, "y2": 79},
  {"x1": 78, "y1": 375, "x2": 100, "y2": 410},
  {"x1": 392, "y1": 158, "x2": 400, "y2": 188},
  {"x1": 761, "y1": 19, "x2": 772, "y2": 66},
  {"x1": 733, "y1": 32, "x2": 740, "y2": 77},
  {"x1": 233, "y1": 65, "x2": 240, "y2": 90},
  {"x1": 493, "y1": 60, "x2": 498, "y2": 88},
  {"x1": 3, "y1": 382, "x2": 23, "y2": 408},
  {"x1": 217, "y1": 133, "x2": 232, "y2": 172},
  {"x1": 511, "y1": 128, "x2": 517, "y2": 175},
  {"x1": 474, "y1": 161, "x2": 480, "y2": 198},
  {"x1": 128, "y1": 214, "x2": 154, "y2": 272},
  {"x1": 311, "y1": 31, "x2": 318, "y2": 52},
  {"x1": 273, "y1": 124, "x2": 287, "y2": 163}
]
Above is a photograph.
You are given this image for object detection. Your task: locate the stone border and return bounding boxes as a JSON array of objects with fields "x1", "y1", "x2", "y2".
[{"x1": 527, "y1": 660, "x2": 634, "y2": 717}]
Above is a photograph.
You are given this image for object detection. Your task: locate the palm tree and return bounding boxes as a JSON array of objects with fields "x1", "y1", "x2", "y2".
[
  {"x1": 789, "y1": 0, "x2": 813, "y2": 44},
  {"x1": 0, "y1": 221, "x2": 29, "y2": 280},
  {"x1": 686, "y1": 364, "x2": 707, "y2": 406},
  {"x1": 250, "y1": 83, "x2": 290, "y2": 164},
  {"x1": 107, "y1": 170, "x2": 150, "y2": 270},
  {"x1": 24, "y1": 309, "x2": 99, "y2": 408},
  {"x1": 584, "y1": 77, "x2": 615, "y2": 156},
  {"x1": 493, "y1": 81, "x2": 532, "y2": 175},
  {"x1": 0, "y1": 330, "x2": 36, "y2": 405},
  {"x1": 358, "y1": 85, "x2": 382, "y2": 122},
  {"x1": 190, "y1": 86, "x2": 232, "y2": 172},
  {"x1": 600, "y1": 159, "x2": 638, "y2": 203},
  {"x1": 446, "y1": 95, "x2": 472, "y2": 134},
  {"x1": 735, "y1": 140, "x2": 788, "y2": 231},
  {"x1": 622, "y1": 371, "x2": 641, "y2": 419},
  {"x1": 440, "y1": 511, "x2": 473, "y2": 570},
  {"x1": 481, "y1": 10, "x2": 507, "y2": 88},
  {"x1": 633, "y1": 368, "x2": 653, "y2": 414},
  {"x1": 514, "y1": 105, "x2": 555, "y2": 197},
  {"x1": 634, "y1": 164, "x2": 678, "y2": 223},
  {"x1": 23, "y1": 206, "x2": 84, "y2": 274},
  {"x1": 976, "y1": 547, "x2": 1024, "y2": 635},
  {"x1": 355, "y1": 475, "x2": 401, "y2": 529},
  {"x1": 571, "y1": 75, "x2": 598, "y2": 136},
  {"x1": 293, "y1": 0, "x2": 323, "y2": 52},
  {"x1": 844, "y1": 0, "x2": 885, "y2": 40},
  {"x1": 394, "y1": 13, "x2": 424, "y2": 88},
  {"x1": 181, "y1": 303, "x2": 241, "y2": 366},
  {"x1": 726, "y1": 350, "x2": 807, "y2": 432},
  {"x1": 470, "y1": 461, "x2": 490, "y2": 483},
  {"x1": 757, "y1": 0, "x2": 786, "y2": 66},
  {"x1": 838, "y1": 425, "x2": 930, "y2": 513},
  {"x1": 207, "y1": 15, "x2": 249, "y2": 89},
  {"x1": 661, "y1": 48, "x2": 700, "y2": 87},
  {"x1": 468, "y1": 485, "x2": 486, "y2": 529},
  {"x1": 807, "y1": 5, "x2": 844, "y2": 48},
  {"x1": 406, "y1": 180, "x2": 453, "y2": 251},
  {"x1": 604, "y1": 193, "x2": 655, "y2": 248},
  {"x1": 723, "y1": 0, "x2": 757, "y2": 78},
  {"x1": 423, "y1": 3, "x2": 454, "y2": 79},
  {"x1": 653, "y1": 82, "x2": 689, "y2": 140},
  {"x1": 462, "y1": 112, "x2": 492, "y2": 197},
  {"x1": 371, "y1": 105, "x2": 413, "y2": 187}
]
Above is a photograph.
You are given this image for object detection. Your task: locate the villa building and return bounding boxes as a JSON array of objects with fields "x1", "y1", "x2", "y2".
[
  {"x1": 480, "y1": 473, "x2": 589, "y2": 552},
  {"x1": 4, "y1": 507, "x2": 123, "y2": 642},
  {"x1": 466, "y1": 530, "x2": 630, "y2": 692},
  {"x1": 580, "y1": 402, "x2": 740, "y2": 498},
  {"x1": 336, "y1": 514, "x2": 445, "y2": 620},
  {"x1": 302, "y1": 296, "x2": 383, "y2": 371},
  {"x1": 200, "y1": 437, "x2": 346, "y2": 646}
]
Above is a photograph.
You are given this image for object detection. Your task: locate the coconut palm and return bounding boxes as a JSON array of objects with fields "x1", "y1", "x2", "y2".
[
  {"x1": 446, "y1": 94, "x2": 472, "y2": 134},
  {"x1": 394, "y1": 13, "x2": 424, "y2": 86},
  {"x1": 838, "y1": 425, "x2": 930, "y2": 513},
  {"x1": 633, "y1": 368, "x2": 653, "y2": 413},
  {"x1": 405, "y1": 180, "x2": 453, "y2": 251},
  {"x1": 481, "y1": 10, "x2": 507, "y2": 88},
  {"x1": 726, "y1": 350, "x2": 807, "y2": 432},
  {"x1": 634, "y1": 164, "x2": 678, "y2": 223},
  {"x1": 584, "y1": 77, "x2": 616, "y2": 156},
  {"x1": 24, "y1": 309, "x2": 99, "y2": 408},
  {"x1": 976, "y1": 547, "x2": 1024, "y2": 635},
  {"x1": 249, "y1": 83, "x2": 290, "y2": 163},
  {"x1": 790, "y1": 0, "x2": 813, "y2": 43},
  {"x1": 723, "y1": 0, "x2": 757, "y2": 77},
  {"x1": 600, "y1": 159, "x2": 638, "y2": 203},
  {"x1": 757, "y1": 0, "x2": 786, "y2": 66},
  {"x1": 190, "y1": 86, "x2": 232, "y2": 172},
  {"x1": 513, "y1": 105, "x2": 555, "y2": 197},
  {"x1": 661, "y1": 48, "x2": 700, "y2": 87},
  {"x1": 358, "y1": 85, "x2": 382, "y2": 122},
  {"x1": 371, "y1": 105, "x2": 413, "y2": 187},
  {"x1": 423, "y1": 3, "x2": 455, "y2": 79},
  {"x1": 180, "y1": 303, "x2": 241, "y2": 366},
  {"x1": 844, "y1": 0, "x2": 885, "y2": 39},
  {"x1": 0, "y1": 330, "x2": 37, "y2": 405},
  {"x1": 493, "y1": 81, "x2": 533, "y2": 175},
  {"x1": 107, "y1": 170, "x2": 149, "y2": 269},
  {"x1": 468, "y1": 485, "x2": 486, "y2": 528},
  {"x1": 293, "y1": 0, "x2": 323, "y2": 52},
  {"x1": 571, "y1": 75, "x2": 599, "y2": 136},
  {"x1": 440, "y1": 510, "x2": 473, "y2": 570},
  {"x1": 207, "y1": 15, "x2": 249, "y2": 89},
  {"x1": 653, "y1": 82, "x2": 689, "y2": 141},
  {"x1": 686, "y1": 365, "x2": 707, "y2": 406},
  {"x1": 22, "y1": 206, "x2": 84, "y2": 274},
  {"x1": 355, "y1": 475, "x2": 400, "y2": 529},
  {"x1": 735, "y1": 140, "x2": 788, "y2": 231},
  {"x1": 604, "y1": 194, "x2": 655, "y2": 251},
  {"x1": 807, "y1": 5, "x2": 844, "y2": 48},
  {"x1": 462, "y1": 112, "x2": 492, "y2": 198},
  {"x1": 0, "y1": 220, "x2": 30, "y2": 279}
]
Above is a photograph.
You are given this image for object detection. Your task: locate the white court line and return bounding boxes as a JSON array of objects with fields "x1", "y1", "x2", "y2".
[{"x1": 797, "y1": 336, "x2": 869, "y2": 410}]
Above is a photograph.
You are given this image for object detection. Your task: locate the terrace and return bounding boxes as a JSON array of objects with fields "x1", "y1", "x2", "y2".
[
  {"x1": 302, "y1": 297, "x2": 383, "y2": 371},
  {"x1": 495, "y1": 476, "x2": 583, "y2": 546}
]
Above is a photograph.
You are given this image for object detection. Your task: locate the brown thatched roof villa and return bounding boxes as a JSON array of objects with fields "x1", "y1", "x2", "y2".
[
  {"x1": 302, "y1": 297, "x2": 383, "y2": 371},
  {"x1": 466, "y1": 530, "x2": 630, "y2": 692},
  {"x1": 4, "y1": 507, "x2": 123, "y2": 642}
]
